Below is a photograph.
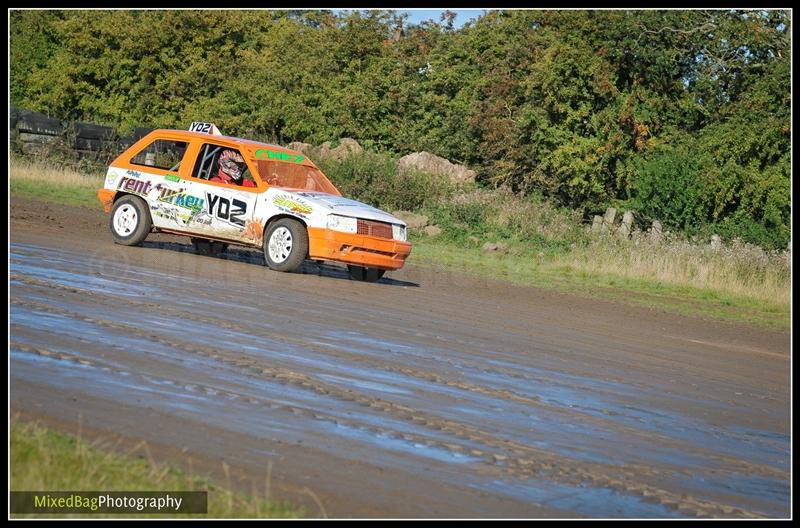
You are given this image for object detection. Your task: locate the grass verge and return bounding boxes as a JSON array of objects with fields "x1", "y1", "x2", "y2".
[
  {"x1": 10, "y1": 158, "x2": 105, "y2": 209},
  {"x1": 410, "y1": 236, "x2": 790, "y2": 330},
  {"x1": 10, "y1": 419, "x2": 302, "y2": 519}
]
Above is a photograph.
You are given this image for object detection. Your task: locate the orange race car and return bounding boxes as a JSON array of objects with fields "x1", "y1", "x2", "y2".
[{"x1": 98, "y1": 122, "x2": 411, "y2": 282}]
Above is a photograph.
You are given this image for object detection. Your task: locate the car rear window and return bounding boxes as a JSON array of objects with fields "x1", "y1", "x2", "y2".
[{"x1": 130, "y1": 139, "x2": 188, "y2": 171}]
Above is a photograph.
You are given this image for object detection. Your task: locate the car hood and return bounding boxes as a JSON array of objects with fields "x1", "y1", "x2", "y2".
[{"x1": 295, "y1": 192, "x2": 405, "y2": 226}]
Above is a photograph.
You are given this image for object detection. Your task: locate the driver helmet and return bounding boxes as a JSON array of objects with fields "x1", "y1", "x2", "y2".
[{"x1": 219, "y1": 150, "x2": 245, "y2": 181}]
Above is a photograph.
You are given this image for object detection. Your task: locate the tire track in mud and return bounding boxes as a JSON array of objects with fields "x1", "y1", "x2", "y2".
[
  {"x1": 10, "y1": 293, "x2": 768, "y2": 518},
  {"x1": 11, "y1": 273, "x2": 784, "y2": 475}
]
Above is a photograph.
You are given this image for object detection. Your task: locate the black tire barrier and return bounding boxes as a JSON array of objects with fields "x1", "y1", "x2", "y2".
[
  {"x1": 11, "y1": 107, "x2": 152, "y2": 158},
  {"x1": 133, "y1": 127, "x2": 154, "y2": 140},
  {"x1": 74, "y1": 121, "x2": 116, "y2": 141},
  {"x1": 14, "y1": 110, "x2": 66, "y2": 136},
  {"x1": 74, "y1": 137, "x2": 105, "y2": 151},
  {"x1": 18, "y1": 132, "x2": 61, "y2": 145}
]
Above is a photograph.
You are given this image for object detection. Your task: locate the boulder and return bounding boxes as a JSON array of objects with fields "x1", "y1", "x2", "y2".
[
  {"x1": 482, "y1": 241, "x2": 508, "y2": 254},
  {"x1": 591, "y1": 215, "x2": 603, "y2": 234},
  {"x1": 424, "y1": 225, "x2": 442, "y2": 237},
  {"x1": 318, "y1": 138, "x2": 363, "y2": 160},
  {"x1": 617, "y1": 210, "x2": 634, "y2": 238},
  {"x1": 392, "y1": 211, "x2": 429, "y2": 230},
  {"x1": 286, "y1": 141, "x2": 314, "y2": 156},
  {"x1": 602, "y1": 207, "x2": 617, "y2": 228},
  {"x1": 649, "y1": 220, "x2": 663, "y2": 243},
  {"x1": 397, "y1": 151, "x2": 476, "y2": 185}
]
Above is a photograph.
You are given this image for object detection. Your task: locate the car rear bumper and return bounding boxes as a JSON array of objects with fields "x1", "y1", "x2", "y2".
[{"x1": 307, "y1": 227, "x2": 412, "y2": 270}]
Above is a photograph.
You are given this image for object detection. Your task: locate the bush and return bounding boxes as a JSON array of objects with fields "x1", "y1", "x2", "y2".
[
  {"x1": 424, "y1": 187, "x2": 586, "y2": 254},
  {"x1": 315, "y1": 152, "x2": 455, "y2": 211},
  {"x1": 631, "y1": 147, "x2": 710, "y2": 232}
]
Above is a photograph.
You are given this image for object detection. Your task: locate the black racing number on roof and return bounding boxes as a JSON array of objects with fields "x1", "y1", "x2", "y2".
[{"x1": 189, "y1": 122, "x2": 212, "y2": 133}]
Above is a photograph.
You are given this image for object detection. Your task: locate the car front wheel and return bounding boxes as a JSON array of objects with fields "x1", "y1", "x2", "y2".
[
  {"x1": 264, "y1": 218, "x2": 308, "y2": 272},
  {"x1": 110, "y1": 195, "x2": 152, "y2": 246}
]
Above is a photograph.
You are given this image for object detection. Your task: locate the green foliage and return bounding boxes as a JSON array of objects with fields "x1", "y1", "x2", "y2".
[
  {"x1": 631, "y1": 146, "x2": 709, "y2": 232},
  {"x1": 316, "y1": 153, "x2": 454, "y2": 212},
  {"x1": 10, "y1": 9, "x2": 790, "y2": 249}
]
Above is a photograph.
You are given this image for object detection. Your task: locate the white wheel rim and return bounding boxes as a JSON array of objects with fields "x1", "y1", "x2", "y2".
[
  {"x1": 113, "y1": 204, "x2": 138, "y2": 236},
  {"x1": 268, "y1": 226, "x2": 293, "y2": 263}
]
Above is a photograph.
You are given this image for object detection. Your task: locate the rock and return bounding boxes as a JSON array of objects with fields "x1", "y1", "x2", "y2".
[
  {"x1": 710, "y1": 234, "x2": 722, "y2": 250},
  {"x1": 285, "y1": 141, "x2": 314, "y2": 156},
  {"x1": 392, "y1": 210, "x2": 428, "y2": 230},
  {"x1": 423, "y1": 225, "x2": 442, "y2": 237},
  {"x1": 618, "y1": 210, "x2": 634, "y2": 238},
  {"x1": 397, "y1": 151, "x2": 476, "y2": 185},
  {"x1": 318, "y1": 138, "x2": 363, "y2": 160},
  {"x1": 482, "y1": 241, "x2": 508, "y2": 254},
  {"x1": 649, "y1": 220, "x2": 662, "y2": 243},
  {"x1": 591, "y1": 215, "x2": 603, "y2": 233},
  {"x1": 603, "y1": 207, "x2": 617, "y2": 228}
]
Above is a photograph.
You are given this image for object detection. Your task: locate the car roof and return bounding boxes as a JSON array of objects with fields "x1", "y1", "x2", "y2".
[
  {"x1": 153, "y1": 129, "x2": 297, "y2": 152},
  {"x1": 152, "y1": 129, "x2": 317, "y2": 166}
]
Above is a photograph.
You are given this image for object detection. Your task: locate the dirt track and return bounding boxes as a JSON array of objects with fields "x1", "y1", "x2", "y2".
[{"x1": 10, "y1": 197, "x2": 790, "y2": 518}]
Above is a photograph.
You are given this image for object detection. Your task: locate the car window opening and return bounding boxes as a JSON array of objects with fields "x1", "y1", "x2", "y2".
[{"x1": 255, "y1": 160, "x2": 340, "y2": 195}]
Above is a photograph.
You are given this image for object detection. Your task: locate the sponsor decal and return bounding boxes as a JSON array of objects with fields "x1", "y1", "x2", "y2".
[
  {"x1": 151, "y1": 202, "x2": 209, "y2": 227},
  {"x1": 151, "y1": 202, "x2": 180, "y2": 223},
  {"x1": 117, "y1": 176, "x2": 152, "y2": 196},
  {"x1": 244, "y1": 218, "x2": 264, "y2": 244},
  {"x1": 155, "y1": 184, "x2": 205, "y2": 213},
  {"x1": 106, "y1": 171, "x2": 120, "y2": 186},
  {"x1": 255, "y1": 148, "x2": 304, "y2": 164},
  {"x1": 273, "y1": 195, "x2": 312, "y2": 216},
  {"x1": 206, "y1": 192, "x2": 247, "y2": 227},
  {"x1": 190, "y1": 212, "x2": 214, "y2": 226},
  {"x1": 165, "y1": 174, "x2": 181, "y2": 182}
]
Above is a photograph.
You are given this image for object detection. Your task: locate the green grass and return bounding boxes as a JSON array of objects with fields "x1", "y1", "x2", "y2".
[
  {"x1": 410, "y1": 236, "x2": 790, "y2": 330},
  {"x1": 11, "y1": 178, "x2": 104, "y2": 209},
  {"x1": 10, "y1": 419, "x2": 303, "y2": 519}
]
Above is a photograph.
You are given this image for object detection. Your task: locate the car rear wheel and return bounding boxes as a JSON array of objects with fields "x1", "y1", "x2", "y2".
[
  {"x1": 264, "y1": 218, "x2": 308, "y2": 272},
  {"x1": 110, "y1": 195, "x2": 151, "y2": 246},
  {"x1": 348, "y1": 265, "x2": 385, "y2": 283},
  {"x1": 191, "y1": 237, "x2": 228, "y2": 256}
]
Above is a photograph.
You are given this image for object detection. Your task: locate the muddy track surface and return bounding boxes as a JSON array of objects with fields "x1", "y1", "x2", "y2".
[{"x1": 10, "y1": 198, "x2": 790, "y2": 518}]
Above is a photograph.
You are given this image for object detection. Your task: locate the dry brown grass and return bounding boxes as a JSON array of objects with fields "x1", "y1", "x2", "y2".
[
  {"x1": 11, "y1": 156, "x2": 105, "y2": 187},
  {"x1": 561, "y1": 230, "x2": 790, "y2": 305}
]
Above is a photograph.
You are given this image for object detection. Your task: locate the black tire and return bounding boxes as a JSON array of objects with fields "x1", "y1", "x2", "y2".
[
  {"x1": 191, "y1": 238, "x2": 228, "y2": 256},
  {"x1": 109, "y1": 195, "x2": 152, "y2": 246},
  {"x1": 74, "y1": 122, "x2": 115, "y2": 141},
  {"x1": 14, "y1": 110, "x2": 65, "y2": 136},
  {"x1": 348, "y1": 265, "x2": 385, "y2": 283},
  {"x1": 263, "y1": 218, "x2": 308, "y2": 272}
]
